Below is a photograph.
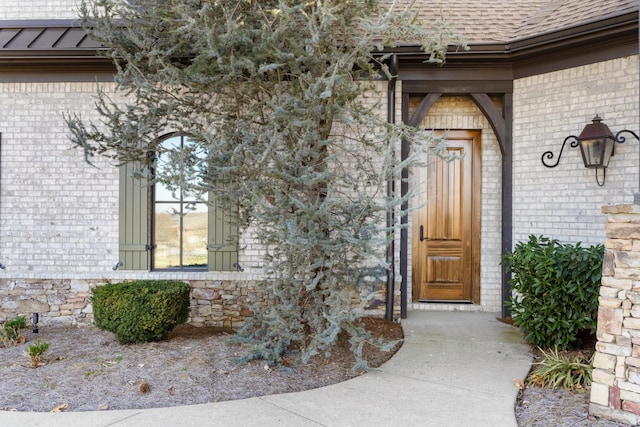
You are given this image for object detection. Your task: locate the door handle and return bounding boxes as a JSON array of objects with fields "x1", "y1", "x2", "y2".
[{"x1": 420, "y1": 225, "x2": 425, "y2": 242}]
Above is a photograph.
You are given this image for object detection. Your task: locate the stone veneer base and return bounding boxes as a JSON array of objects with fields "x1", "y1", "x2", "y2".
[
  {"x1": 590, "y1": 204, "x2": 640, "y2": 425},
  {"x1": 0, "y1": 278, "x2": 398, "y2": 329}
]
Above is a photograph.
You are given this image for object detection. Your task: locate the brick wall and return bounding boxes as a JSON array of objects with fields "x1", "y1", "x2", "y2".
[
  {"x1": 590, "y1": 204, "x2": 640, "y2": 425},
  {"x1": 513, "y1": 56, "x2": 640, "y2": 247},
  {"x1": 0, "y1": 81, "x2": 268, "y2": 277},
  {"x1": 0, "y1": 1, "x2": 80, "y2": 19},
  {"x1": 0, "y1": 79, "x2": 396, "y2": 325},
  {"x1": 0, "y1": 82, "x2": 119, "y2": 274},
  {"x1": 4, "y1": 55, "x2": 637, "y2": 322},
  {"x1": 0, "y1": 81, "x2": 264, "y2": 325}
]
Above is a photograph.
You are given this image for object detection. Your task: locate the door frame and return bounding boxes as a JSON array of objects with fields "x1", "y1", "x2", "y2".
[
  {"x1": 399, "y1": 89, "x2": 513, "y2": 318},
  {"x1": 411, "y1": 130, "x2": 482, "y2": 304}
]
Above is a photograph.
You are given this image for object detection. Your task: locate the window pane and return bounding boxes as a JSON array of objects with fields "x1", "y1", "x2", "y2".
[
  {"x1": 156, "y1": 136, "x2": 181, "y2": 175},
  {"x1": 182, "y1": 203, "x2": 208, "y2": 268},
  {"x1": 155, "y1": 182, "x2": 180, "y2": 202},
  {"x1": 155, "y1": 136, "x2": 182, "y2": 203},
  {"x1": 154, "y1": 202, "x2": 180, "y2": 269},
  {"x1": 153, "y1": 135, "x2": 210, "y2": 270},
  {"x1": 182, "y1": 187, "x2": 205, "y2": 202},
  {"x1": 183, "y1": 137, "x2": 208, "y2": 202}
]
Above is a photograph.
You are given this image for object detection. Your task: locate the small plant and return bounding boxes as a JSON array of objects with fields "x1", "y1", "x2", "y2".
[
  {"x1": 0, "y1": 315, "x2": 27, "y2": 347},
  {"x1": 100, "y1": 355, "x2": 123, "y2": 368},
  {"x1": 527, "y1": 347, "x2": 592, "y2": 391},
  {"x1": 7, "y1": 315, "x2": 27, "y2": 330},
  {"x1": 27, "y1": 338, "x2": 50, "y2": 367}
]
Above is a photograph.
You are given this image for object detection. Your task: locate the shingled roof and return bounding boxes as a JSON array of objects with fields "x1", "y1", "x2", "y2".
[
  {"x1": 404, "y1": 0, "x2": 550, "y2": 44},
  {"x1": 401, "y1": 0, "x2": 638, "y2": 44},
  {"x1": 515, "y1": 0, "x2": 638, "y2": 40}
]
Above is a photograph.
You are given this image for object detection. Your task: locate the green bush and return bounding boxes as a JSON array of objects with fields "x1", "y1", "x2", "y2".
[
  {"x1": 91, "y1": 280, "x2": 191, "y2": 344},
  {"x1": 1, "y1": 315, "x2": 27, "y2": 347},
  {"x1": 503, "y1": 235, "x2": 603, "y2": 349}
]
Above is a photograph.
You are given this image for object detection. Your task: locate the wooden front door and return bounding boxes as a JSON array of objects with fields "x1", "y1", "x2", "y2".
[{"x1": 412, "y1": 130, "x2": 481, "y2": 303}]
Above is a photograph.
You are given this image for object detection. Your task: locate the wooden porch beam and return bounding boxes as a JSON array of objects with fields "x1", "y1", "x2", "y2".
[
  {"x1": 408, "y1": 93, "x2": 442, "y2": 127},
  {"x1": 470, "y1": 93, "x2": 507, "y2": 150}
]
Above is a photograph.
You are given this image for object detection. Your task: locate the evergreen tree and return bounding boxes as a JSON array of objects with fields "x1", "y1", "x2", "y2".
[{"x1": 67, "y1": 0, "x2": 464, "y2": 367}]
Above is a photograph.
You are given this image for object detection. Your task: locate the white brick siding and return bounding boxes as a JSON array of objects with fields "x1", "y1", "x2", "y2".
[
  {"x1": 0, "y1": 79, "x2": 396, "y2": 325},
  {"x1": 0, "y1": 82, "x2": 118, "y2": 275},
  {"x1": 0, "y1": 81, "x2": 262, "y2": 283},
  {"x1": 0, "y1": 79, "x2": 392, "y2": 277},
  {"x1": 513, "y1": 55, "x2": 640, "y2": 247},
  {"x1": 1, "y1": 54, "x2": 637, "y2": 320},
  {"x1": 0, "y1": 1, "x2": 81, "y2": 20}
]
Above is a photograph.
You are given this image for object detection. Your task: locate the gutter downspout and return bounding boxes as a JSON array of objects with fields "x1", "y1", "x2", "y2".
[{"x1": 385, "y1": 54, "x2": 398, "y2": 321}]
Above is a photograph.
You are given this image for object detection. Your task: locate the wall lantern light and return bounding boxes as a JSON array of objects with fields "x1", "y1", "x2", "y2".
[{"x1": 541, "y1": 115, "x2": 639, "y2": 187}]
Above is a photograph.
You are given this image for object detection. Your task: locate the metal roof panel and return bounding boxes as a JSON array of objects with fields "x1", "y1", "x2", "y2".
[
  {"x1": 53, "y1": 28, "x2": 87, "y2": 48},
  {"x1": 4, "y1": 28, "x2": 42, "y2": 49},
  {"x1": 0, "y1": 21, "x2": 100, "y2": 52},
  {"x1": 28, "y1": 28, "x2": 66, "y2": 49},
  {"x1": 0, "y1": 28, "x2": 21, "y2": 49}
]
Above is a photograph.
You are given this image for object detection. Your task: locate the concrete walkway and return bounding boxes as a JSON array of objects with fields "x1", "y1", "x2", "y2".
[{"x1": 0, "y1": 311, "x2": 532, "y2": 427}]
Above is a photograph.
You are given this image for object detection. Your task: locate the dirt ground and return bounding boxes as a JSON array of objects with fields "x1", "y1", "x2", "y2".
[
  {"x1": 516, "y1": 385, "x2": 628, "y2": 427},
  {"x1": 0, "y1": 318, "x2": 633, "y2": 425},
  {"x1": 0, "y1": 317, "x2": 402, "y2": 412},
  {"x1": 516, "y1": 346, "x2": 629, "y2": 427}
]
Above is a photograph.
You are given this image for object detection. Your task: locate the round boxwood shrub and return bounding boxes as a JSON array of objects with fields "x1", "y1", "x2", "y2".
[{"x1": 91, "y1": 280, "x2": 190, "y2": 344}]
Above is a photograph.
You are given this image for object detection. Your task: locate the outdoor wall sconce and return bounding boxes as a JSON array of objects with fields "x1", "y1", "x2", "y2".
[{"x1": 541, "y1": 115, "x2": 639, "y2": 186}]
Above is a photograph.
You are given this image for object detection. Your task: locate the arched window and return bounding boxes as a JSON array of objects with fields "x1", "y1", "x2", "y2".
[
  {"x1": 118, "y1": 134, "x2": 238, "y2": 271},
  {"x1": 153, "y1": 134, "x2": 208, "y2": 270}
]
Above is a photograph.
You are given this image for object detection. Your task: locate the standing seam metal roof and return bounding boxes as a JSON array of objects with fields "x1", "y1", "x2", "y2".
[{"x1": 0, "y1": 22, "x2": 101, "y2": 52}]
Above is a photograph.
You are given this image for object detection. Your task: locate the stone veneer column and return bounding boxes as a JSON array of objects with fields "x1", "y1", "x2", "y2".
[{"x1": 590, "y1": 205, "x2": 640, "y2": 425}]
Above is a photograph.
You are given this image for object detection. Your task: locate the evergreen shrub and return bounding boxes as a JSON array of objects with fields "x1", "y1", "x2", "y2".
[
  {"x1": 92, "y1": 280, "x2": 190, "y2": 344},
  {"x1": 0, "y1": 315, "x2": 27, "y2": 347},
  {"x1": 27, "y1": 338, "x2": 50, "y2": 368},
  {"x1": 502, "y1": 235, "x2": 603, "y2": 349}
]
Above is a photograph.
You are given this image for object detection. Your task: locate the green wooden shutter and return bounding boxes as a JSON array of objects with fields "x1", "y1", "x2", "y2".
[
  {"x1": 119, "y1": 163, "x2": 149, "y2": 270},
  {"x1": 207, "y1": 190, "x2": 238, "y2": 271}
]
